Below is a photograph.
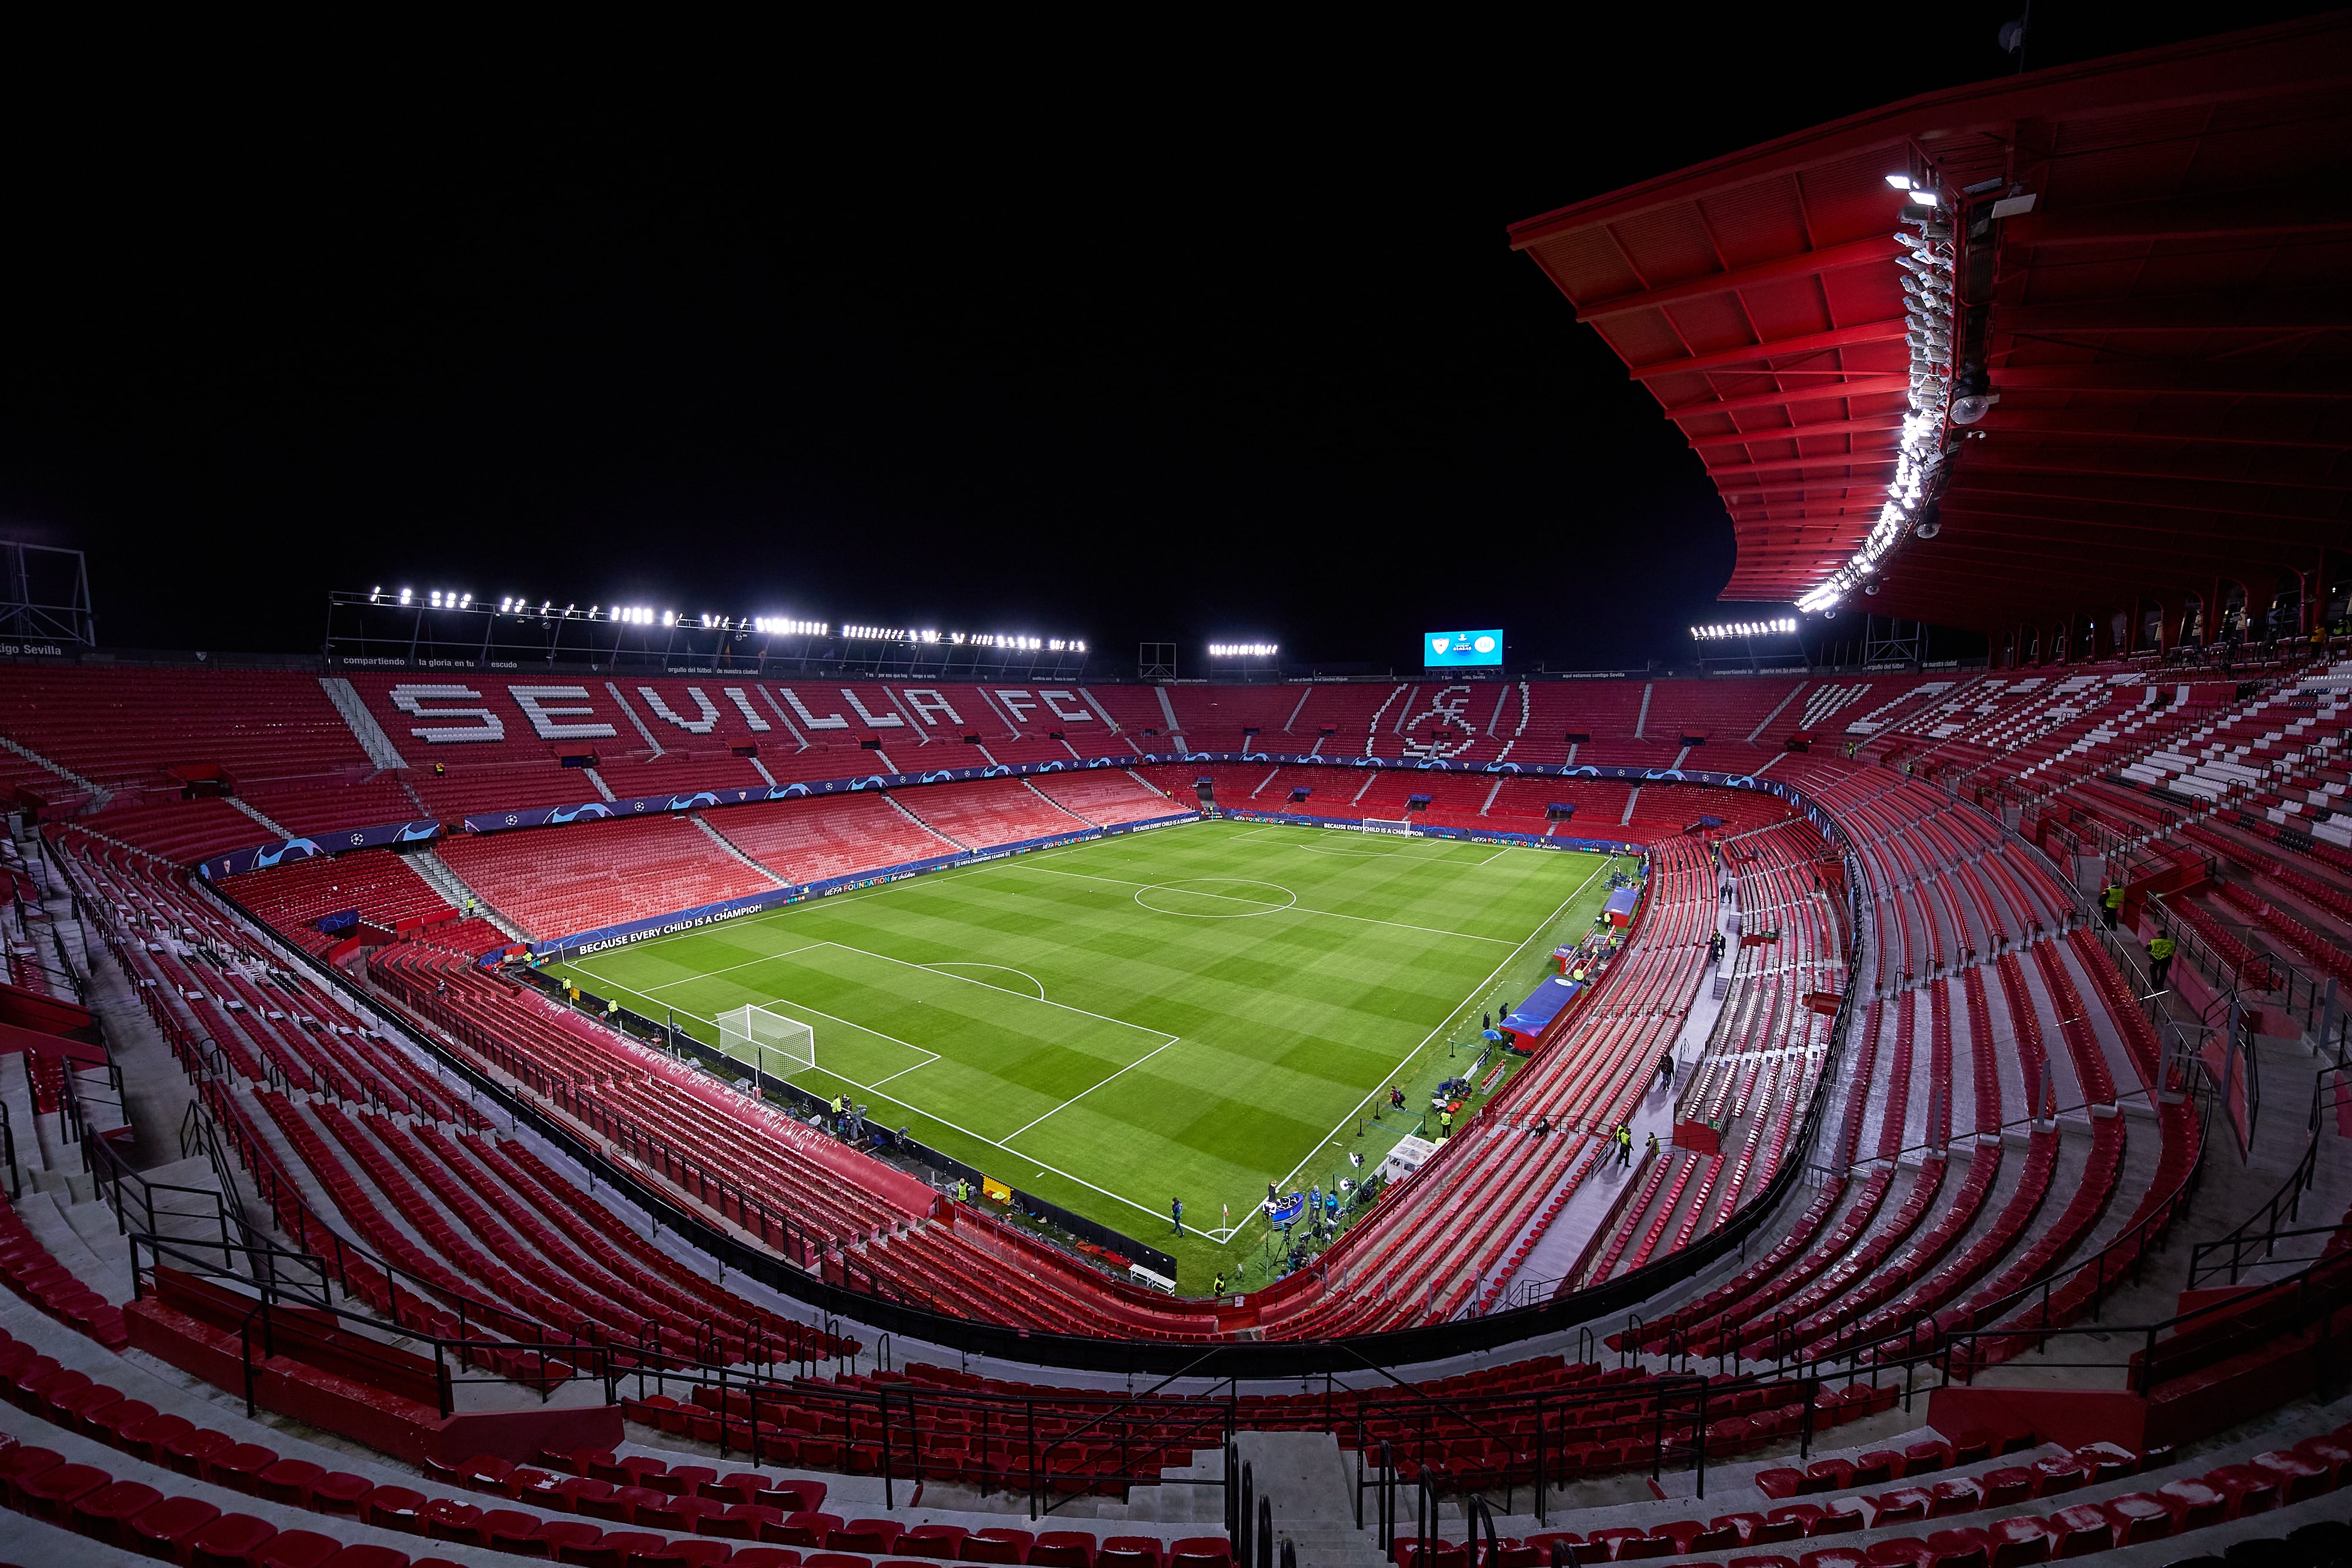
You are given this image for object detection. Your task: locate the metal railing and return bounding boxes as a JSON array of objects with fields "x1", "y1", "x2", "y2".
[
  {"x1": 2190, "y1": 1063, "x2": 2351, "y2": 1289},
  {"x1": 129, "y1": 1229, "x2": 615, "y2": 1419}
]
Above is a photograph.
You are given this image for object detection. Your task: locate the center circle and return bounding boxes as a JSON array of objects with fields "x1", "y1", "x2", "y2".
[{"x1": 1132, "y1": 878, "x2": 1298, "y2": 918}]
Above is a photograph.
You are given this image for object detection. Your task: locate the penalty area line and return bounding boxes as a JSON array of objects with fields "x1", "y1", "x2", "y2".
[{"x1": 568, "y1": 959, "x2": 1177, "y2": 1232}]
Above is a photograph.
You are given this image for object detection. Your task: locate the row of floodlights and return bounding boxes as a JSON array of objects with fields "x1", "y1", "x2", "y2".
[
  {"x1": 365, "y1": 589, "x2": 1080, "y2": 649},
  {"x1": 1789, "y1": 173, "x2": 1957, "y2": 617},
  {"x1": 1691, "y1": 619, "x2": 1798, "y2": 640},
  {"x1": 1208, "y1": 643, "x2": 1279, "y2": 657}
]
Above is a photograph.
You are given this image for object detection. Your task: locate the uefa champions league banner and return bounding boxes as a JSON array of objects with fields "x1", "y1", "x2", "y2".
[{"x1": 196, "y1": 818, "x2": 443, "y2": 881}]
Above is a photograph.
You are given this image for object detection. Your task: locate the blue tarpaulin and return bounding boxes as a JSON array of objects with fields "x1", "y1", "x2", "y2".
[
  {"x1": 1501, "y1": 975, "x2": 1583, "y2": 1038},
  {"x1": 1604, "y1": 886, "x2": 1640, "y2": 927}
]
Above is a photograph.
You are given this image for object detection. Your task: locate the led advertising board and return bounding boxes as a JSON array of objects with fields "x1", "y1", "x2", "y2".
[{"x1": 1423, "y1": 629, "x2": 1502, "y2": 667}]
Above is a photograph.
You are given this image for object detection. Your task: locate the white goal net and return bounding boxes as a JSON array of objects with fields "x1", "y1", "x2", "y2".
[
  {"x1": 717, "y1": 1004, "x2": 815, "y2": 1079},
  {"x1": 1362, "y1": 818, "x2": 1415, "y2": 835}
]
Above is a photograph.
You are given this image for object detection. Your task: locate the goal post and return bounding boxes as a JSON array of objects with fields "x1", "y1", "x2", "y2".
[
  {"x1": 717, "y1": 1004, "x2": 815, "y2": 1083},
  {"x1": 1362, "y1": 818, "x2": 1414, "y2": 836}
]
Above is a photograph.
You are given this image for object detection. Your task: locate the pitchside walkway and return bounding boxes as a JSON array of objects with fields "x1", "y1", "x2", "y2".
[{"x1": 1504, "y1": 897, "x2": 1739, "y2": 1297}]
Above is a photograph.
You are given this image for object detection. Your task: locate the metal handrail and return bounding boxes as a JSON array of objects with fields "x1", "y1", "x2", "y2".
[{"x1": 2190, "y1": 1062, "x2": 2350, "y2": 1288}]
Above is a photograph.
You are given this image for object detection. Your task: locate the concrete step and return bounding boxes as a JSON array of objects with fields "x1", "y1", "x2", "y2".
[{"x1": 14, "y1": 1188, "x2": 128, "y2": 1305}]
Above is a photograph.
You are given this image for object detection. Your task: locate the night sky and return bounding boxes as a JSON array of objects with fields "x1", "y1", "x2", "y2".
[{"x1": 1, "y1": 9, "x2": 2327, "y2": 673}]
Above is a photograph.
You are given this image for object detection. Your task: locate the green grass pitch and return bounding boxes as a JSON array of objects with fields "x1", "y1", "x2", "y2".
[{"x1": 552, "y1": 818, "x2": 1619, "y2": 1293}]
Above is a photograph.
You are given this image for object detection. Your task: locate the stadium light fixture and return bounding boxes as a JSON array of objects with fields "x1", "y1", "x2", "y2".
[
  {"x1": 399, "y1": 588, "x2": 412, "y2": 604},
  {"x1": 1208, "y1": 643, "x2": 1279, "y2": 657},
  {"x1": 1689, "y1": 620, "x2": 1795, "y2": 640},
  {"x1": 1789, "y1": 172, "x2": 1959, "y2": 616}
]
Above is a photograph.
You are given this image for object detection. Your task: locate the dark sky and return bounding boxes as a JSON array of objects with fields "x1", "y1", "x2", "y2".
[{"x1": 1, "y1": 8, "x2": 2330, "y2": 673}]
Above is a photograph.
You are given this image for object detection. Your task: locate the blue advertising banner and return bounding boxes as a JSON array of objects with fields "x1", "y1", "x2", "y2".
[{"x1": 196, "y1": 818, "x2": 443, "y2": 881}]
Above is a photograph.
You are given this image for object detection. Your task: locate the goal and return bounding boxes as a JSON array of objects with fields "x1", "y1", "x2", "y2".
[
  {"x1": 717, "y1": 1004, "x2": 815, "y2": 1081},
  {"x1": 1362, "y1": 818, "x2": 1414, "y2": 836}
]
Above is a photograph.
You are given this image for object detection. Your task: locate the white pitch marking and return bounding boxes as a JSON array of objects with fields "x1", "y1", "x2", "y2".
[
  {"x1": 1132, "y1": 878, "x2": 1299, "y2": 920},
  {"x1": 572, "y1": 962, "x2": 947, "y2": 1075},
  {"x1": 1004, "y1": 1035, "x2": 1186, "y2": 1139},
  {"x1": 824, "y1": 942, "x2": 1172, "y2": 1042},
  {"x1": 574, "y1": 958, "x2": 1185, "y2": 1229},
  {"x1": 923, "y1": 960, "x2": 1047, "y2": 999},
  {"x1": 561, "y1": 819, "x2": 1217, "y2": 965},
  {"x1": 609, "y1": 938, "x2": 833, "y2": 993},
  {"x1": 1020, "y1": 863, "x2": 1514, "y2": 944},
  {"x1": 1218, "y1": 851, "x2": 1621, "y2": 1253}
]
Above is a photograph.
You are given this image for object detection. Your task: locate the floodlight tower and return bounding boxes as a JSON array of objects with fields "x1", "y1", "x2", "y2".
[{"x1": 1689, "y1": 617, "x2": 1804, "y2": 673}]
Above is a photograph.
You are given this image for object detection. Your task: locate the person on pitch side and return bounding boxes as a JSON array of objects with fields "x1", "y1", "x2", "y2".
[
  {"x1": 1212, "y1": 1272, "x2": 1227, "y2": 1298},
  {"x1": 1439, "y1": 1108, "x2": 1454, "y2": 1140},
  {"x1": 1171, "y1": 1198, "x2": 1184, "y2": 1238}
]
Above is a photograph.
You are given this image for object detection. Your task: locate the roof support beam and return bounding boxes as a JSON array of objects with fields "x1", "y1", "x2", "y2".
[
  {"x1": 1689, "y1": 414, "x2": 1908, "y2": 450},
  {"x1": 1661, "y1": 375, "x2": 1916, "y2": 421},
  {"x1": 1630, "y1": 319, "x2": 1909, "y2": 380},
  {"x1": 1576, "y1": 235, "x2": 1903, "y2": 321},
  {"x1": 1700, "y1": 453, "x2": 1897, "y2": 484}
]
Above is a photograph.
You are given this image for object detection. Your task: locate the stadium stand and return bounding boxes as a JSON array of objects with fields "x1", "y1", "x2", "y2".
[
  {"x1": 701, "y1": 793, "x2": 961, "y2": 884},
  {"x1": 433, "y1": 815, "x2": 779, "y2": 940},
  {"x1": 4, "y1": 656, "x2": 2352, "y2": 1568},
  {"x1": 0, "y1": 666, "x2": 368, "y2": 797},
  {"x1": 1024, "y1": 769, "x2": 1185, "y2": 827},
  {"x1": 5, "y1": 14, "x2": 2351, "y2": 1558},
  {"x1": 880, "y1": 778, "x2": 1088, "y2": 851},
  {"x1": 222, "y1": 850, "x2": 455, "y2": 954}
]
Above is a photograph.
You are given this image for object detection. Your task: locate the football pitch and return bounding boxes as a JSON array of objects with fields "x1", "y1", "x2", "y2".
[{"x1": 552, "y1": 818, "x2": 1619, "y2": 1292}]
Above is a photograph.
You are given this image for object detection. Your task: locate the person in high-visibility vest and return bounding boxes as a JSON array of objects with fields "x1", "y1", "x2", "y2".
[
  {"x1": 2147, "y1": 933, "x2": 2176, "y2": 989},
  {"x1": 2102, "y1": 882, "x2": 2125, "y2": 930}
]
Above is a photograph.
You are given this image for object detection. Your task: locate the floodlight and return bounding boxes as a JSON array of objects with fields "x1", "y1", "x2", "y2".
[{"x1": 1884, "y1": 173, "x2": 1913, "y2": 190}]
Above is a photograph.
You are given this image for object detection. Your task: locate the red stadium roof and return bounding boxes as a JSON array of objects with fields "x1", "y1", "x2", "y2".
[{"x1": 1511, "y1": 15, "x2": 2352, "y2": 649}]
